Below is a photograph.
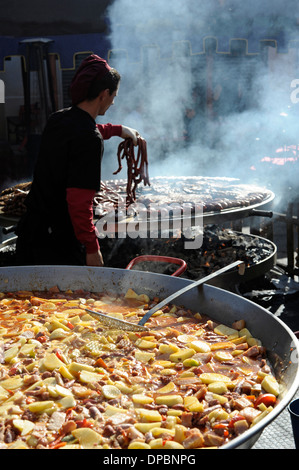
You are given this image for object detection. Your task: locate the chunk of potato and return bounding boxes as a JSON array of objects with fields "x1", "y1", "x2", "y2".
[
  {"x1": 208, "y1": 408, "x2": 229, "y2": 422},
  {"x1": 72, "y1": 428, "x2": 102, "y2": 448},
  {"x1": 149, "y1": 438, "x2": 166, "y2": 449},
  {"x1": 19, "y1": 343, "x2": 36, "y2": 357},
  {"x1": 212, "y1": 393, "x2": 228, "y2": 404},
  {"x1": 160, "y1": 368, "x2": 177, "y2": 376},
  {"x1": 214, "y1": 351, "x2": 234, "y2": 362},
  {"x1": 0, "y1": 404, "x2": 16, "y2": 417},
  {"x1": 180, "y1": 370, "x2": 195, "y2": 377},
  {"x1": 183, "y1": 358, "x2": 199, "y2": 367},
  {"x1": 140, "y1": 335, "x2": 156, "y2": 341},
  {"x1": 184, "y1": 396, "x2": 204, "y2": 412},
  {"x1": 207, "y1": 381, "x2": 228, "y2": 395},
  {"x1": 41, "y1": 353, "x2": 65, "y2": 371},
  {"x1": 149, "y1": 438, "x2": 184, "y2": 449},
  {"x1": 112, "y1": 381, "x2": 132, "y2": 394},
  {"x1": 40, "y1": 301, "x2": 56, "y2": 310},
  {"x1": 152, "y1": 360, "x2": 174, "y2": 368},
  {"x1": 210, "y1": 341, "x2": 236, "y2": 351},
  {"x1": 107, "y1": 312, "x2": 124, "y2": 320},
  {"x1": 199, "y1": 372, "x2": 232, "y2": 384},
  {"x1": 188, "y1": 340, "x2": 211, "y2": 353},
  {"x1": 13, "y1": 419, "x2": 35, "y2": 435},
  {"x1": 27, "y1": 400, "x2": 56, "y2": 413},
  {"x1": 151, "y1": 427, "x2": 175, "y2": 437},
  {"x1": 0, "y1": 376, "x2": 24, "y2": 391},
  {"x1": 134, "y1": 351, "x2": 155, "y2": 363},
  {"x1": 0, "y1": 385, "x2": 10, "y2": 401},
  {"x1": 261, "y1": 375, "x2": 280, "y2": 396},
  {"x1": 49, "y1": 328, "x2": 69, "y2": 340},
  {"x1": 60, "y1": 444, "x2": 82, "y2": 449},
  {"x1": 174, "y1": 424, "x2": 188, "y2": 443},
  {"x1": 104, "y1": 404, "x2": 128, "y2": 416},
  {"x1": 102, "y1": 385, "x2": 121, "y2": 400},
  {"x1": 177, "y1": 334, "x2": 198, "y2": 343},
  {"x1": 155, "y1": 395, "x2": 183, "y2": 406},
  {"x1": 164, "y1": 415, "x2": 177, "y2": 429},
  {"x1": 59, "y1": 365, "x2": 75, "y2": 380},
  {"x1": 159, "y1": 343, "x2": 180, "y2": 354},
  {"x1": 156, "y1": 381, "x2": 176, "y2": 394},
  {"x1": 239, "y1": 328, "x2": 253, "y2": 340},
  {"x1": 162, "y1": 441, "x2": 185, "y2": 449},
  {"x1": 55, "y1": 384, "x2": 73, "y2": 397},
  {"x1": 8, "y1": 440, "x2": 28, "y2": 449},
  {"x1": 134, "y1": 422, "x2": 162, "y2": 433},
  {"x1": 124, "y1": 288, "x2": 138, "y2": 299},
  {"x1": 231, "y1": 349, "x2": 244, "y2": 357},
  {"x1": 135, "y1": 339, "x2": 156, "y2": 349},
  {"x1": 231, "y1": 335, "x2": 247, "y2": 345},
  {"x1": 58, "y1": 395, "x2": 76, "y2": 409},
  {"x1": 79, "y1": 370, "x2": 103, "y2": 384},
  {"x1": 214, "y1": 324, "x2": 239, "y2": 338},
  {"x1": 138, "y1": 408, "x2": 162, "y2": 422},
  {"x1": 167, "y1": 409, "x2": 183, "y2": 417},
  {"x1": 169, "y1": 348, "x2": 195, "y2": 363},
  {"x1": 247, "y1": 337, "x2": 261, "y2": 347},
  {"x1": 68, "y1": 315, "x2": 81, "y2": 325},
  {"x1": 4, "y1": 345, "x2": 19, "y2": 362},
  {"x1": 48, "y1": 319, "x2": 70, "y2": 332},
  {"x1": 68, "y1": 362, "x2": 95, "y2": 376},
  {"x1": 128, "y1": 441, "x2": 151, "y2": 449},
  {"x1": 137, "y1": 294, "x2": 150, "y2": 303},
  {"x1": 132, "y1": 394, "x2": 154, "y2": 405},
  {"x1": 251, "y1": 407, "x2": 273, "y2": 426}
]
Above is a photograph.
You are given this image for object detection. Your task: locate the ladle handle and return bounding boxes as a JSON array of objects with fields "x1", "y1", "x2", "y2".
[{"x1": 138, "y1": 260, "x2": 244, "y2": 326}]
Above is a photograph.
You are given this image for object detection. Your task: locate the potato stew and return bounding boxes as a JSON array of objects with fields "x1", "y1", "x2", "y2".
[{"x1": 0, "y1": 286, "x2": 280, "y2": 449}]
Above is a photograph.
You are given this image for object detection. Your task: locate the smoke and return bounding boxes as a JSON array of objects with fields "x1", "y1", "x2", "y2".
[{"x1": 100, "y1": 0, "x2": 299, "y2": 206}]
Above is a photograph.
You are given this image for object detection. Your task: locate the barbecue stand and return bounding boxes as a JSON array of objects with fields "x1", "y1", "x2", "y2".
[
  {"x1": 0, "y1": 176, "x2": 276, "y2": 288},
  {"x1": 93, "y1": 176, "x2": 276, "y2": 290}
]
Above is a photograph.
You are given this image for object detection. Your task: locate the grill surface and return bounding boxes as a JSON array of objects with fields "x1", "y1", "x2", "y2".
[{"x1": 95, "y1": 176, "x2": 275, "y2": 228}]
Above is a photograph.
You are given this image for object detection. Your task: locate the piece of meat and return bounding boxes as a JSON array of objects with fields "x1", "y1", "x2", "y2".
[
  {"x1": 47, "y1": 411, "x2": 66, "y2": 431},
  {"x1": 231, "y1": 396, "x2": 254, "y2": 411},
  {"x1": 183, "y1": 428, "x2": 204, "y2": 449},
  {"x1": 203, "y1": 431, "x2": 226, "y2": 447},
  {"x1": 239, "y1": 406, "x2": 261, "y2": 423}
]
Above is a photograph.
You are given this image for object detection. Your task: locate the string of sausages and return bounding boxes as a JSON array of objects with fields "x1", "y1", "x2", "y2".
[{"x1": 113, "y1": 137, "x2": 150, "y2": 204}]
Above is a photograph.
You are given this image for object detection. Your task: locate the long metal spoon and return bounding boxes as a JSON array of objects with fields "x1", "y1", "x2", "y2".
[{"x1": 83, "y1": 260, "x2": 244, "y2": 331}]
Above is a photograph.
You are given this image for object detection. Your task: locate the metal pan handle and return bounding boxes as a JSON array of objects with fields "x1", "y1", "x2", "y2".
[
  {"x1": 248, "y1": 209, "x2": 273, "y2": 218},
  {"x1": 126, "y1": 255, "x2": 187, "y2": 277}
]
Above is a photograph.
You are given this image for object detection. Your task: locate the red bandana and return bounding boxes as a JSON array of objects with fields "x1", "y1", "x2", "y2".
[{"x1": 70, "y1": 54, "x2": 111, "y2": 105}]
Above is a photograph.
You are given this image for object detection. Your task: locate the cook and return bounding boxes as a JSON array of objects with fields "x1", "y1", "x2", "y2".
[{"x1": 16, "y1": 54, "x2": 141, "y2": 267}]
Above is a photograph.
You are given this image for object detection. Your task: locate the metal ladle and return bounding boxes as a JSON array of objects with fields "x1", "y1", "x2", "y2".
[{"x1": 83, "y1": 260, "x2": 245, "y2": 332}]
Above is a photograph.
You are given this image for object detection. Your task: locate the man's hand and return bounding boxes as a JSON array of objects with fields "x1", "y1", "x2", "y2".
[
  {"x1": 121, "y1": 126, "x2": 140, "y2": 146},
  {"x1": 86, "y1": 250, "x2": 104, "y2": 267}
]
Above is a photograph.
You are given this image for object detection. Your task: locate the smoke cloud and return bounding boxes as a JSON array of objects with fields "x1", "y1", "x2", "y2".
[{"x1": 100, "y1": 0, "x2": 299, "y2": 206}]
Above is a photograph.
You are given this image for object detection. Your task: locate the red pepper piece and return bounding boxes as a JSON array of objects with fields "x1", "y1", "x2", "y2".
[
  {"x1": 75, "y1": 418, "x2": 93, "y2": 428},
  {"x1": 36, "y1": 335, "x2": 47, "y2": 343},
  {"x1": 228, "y1": 415, "x2": 245, "y2": 428},
  {"x1": 254, "y1": 393, "x2": 277, "y2": 408}
]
